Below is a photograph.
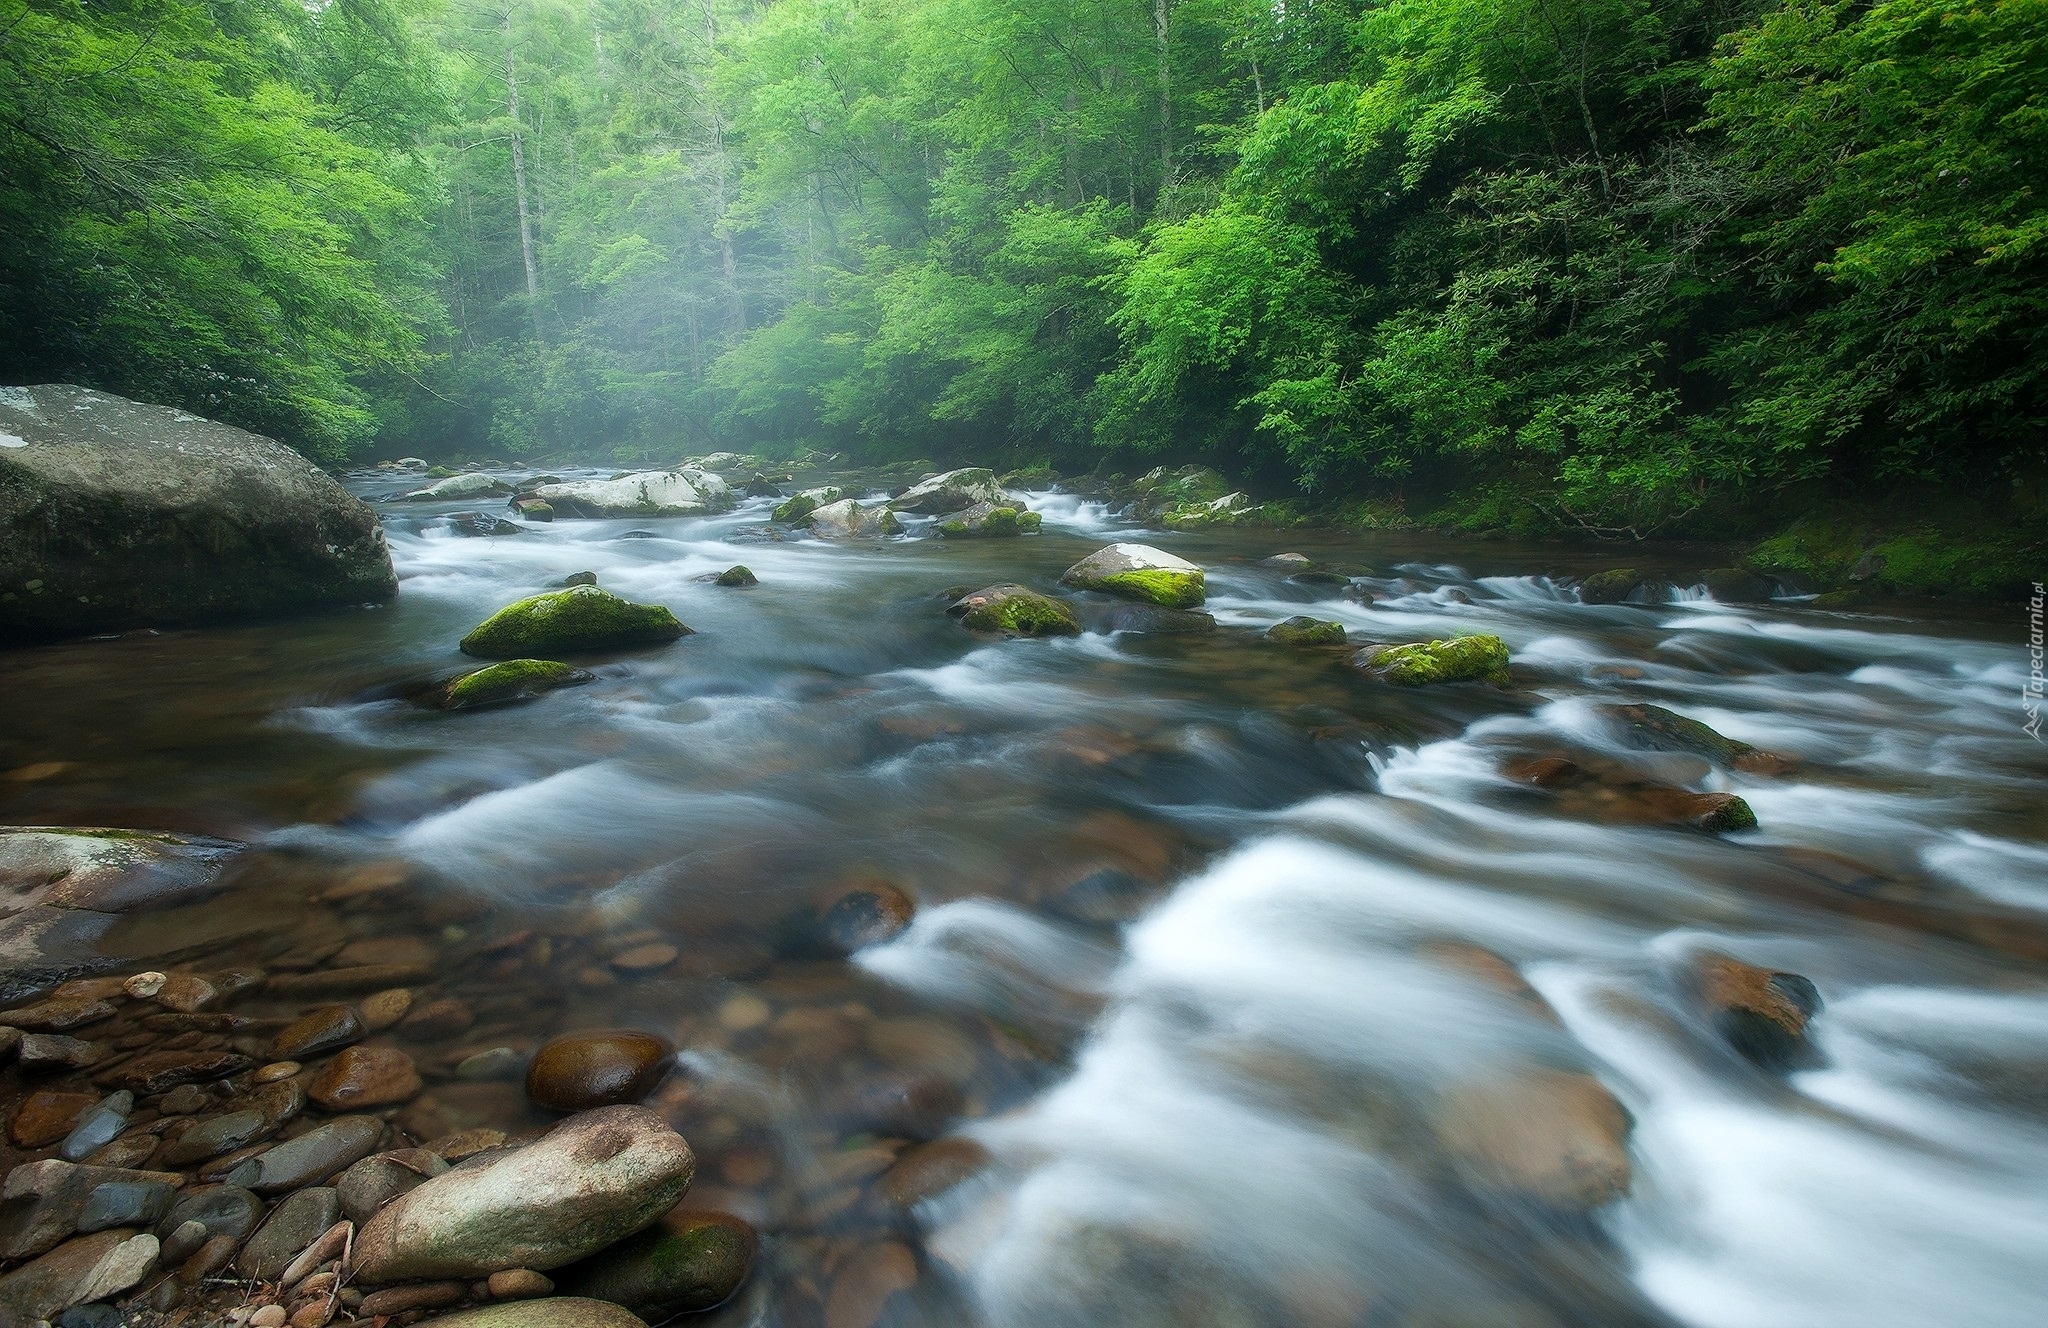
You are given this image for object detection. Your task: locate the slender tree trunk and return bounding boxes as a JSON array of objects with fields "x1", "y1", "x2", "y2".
[
  {"x1": 504, "y1": 9, "x2": 543, "y2": 345},
  {"x1": 703, "y1": 1, "x2": 744, "y2": 335},
  {"x1": 1153, "y1": 0, "x2": 1173, "y2": 189}
]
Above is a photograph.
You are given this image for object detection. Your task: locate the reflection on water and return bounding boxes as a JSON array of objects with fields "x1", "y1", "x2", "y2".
[{"x1": 2, "y1": 467, "x2": 2045, "y2": 1328}]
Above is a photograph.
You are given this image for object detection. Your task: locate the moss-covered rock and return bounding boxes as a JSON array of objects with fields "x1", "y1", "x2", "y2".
[
  {"x1": 934, "y1": 502, "x2": 1043, "y2": 537},
  {"x1": 459, "y1": 586, "x2": 691, "y2": 658},
  {"x1": 1702, "y1": 567, "x2": 1771, "y2": 603},
  {"x1": 557, "y1": 1210, "x2": 757, "y2": 1319},
  {"x1": 1356, "y1": 634, "x2": 1511, "y2": 686},
  {"x1": 1061, "y1": 543, "x2": 1206, "y2": 608},
  {"x1": 438, "y1": 660, "x2": 594, "y2": 710},
  {"x1": 771, "y1": 493, "x2": 818, "y2": 523},
  {"x1": 947, "y1": 584, "x2": 1080, "y2": 637},
  {"x1": 1744, "y1": 510, "x2": 2041, "y2": 600},
  {"x1": 1599, "y1": 703, "x2": 1754, "y2": 766},
  {"x1": 805, "y1": 498, "x2": 903, "y2": 538},
  {"x1": 1267, "y1": 616, "x2": 1347, "y2": 647},
  {"x1": 714, "y1": 565, "x2": 757, "y2": 587},
  {"x1": 1579, "y1": 568, "x2": 1644, "y2": 605}
]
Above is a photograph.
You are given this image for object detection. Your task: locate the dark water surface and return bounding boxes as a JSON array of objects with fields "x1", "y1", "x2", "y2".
[{"x1": 4, "y1": 472, "x2": 2046, "y2": 1328}]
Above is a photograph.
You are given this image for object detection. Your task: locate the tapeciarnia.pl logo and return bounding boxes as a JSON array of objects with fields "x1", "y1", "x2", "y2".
[{"x1": 2027, "y1": 581, "x2": 2045, "y2": 742}]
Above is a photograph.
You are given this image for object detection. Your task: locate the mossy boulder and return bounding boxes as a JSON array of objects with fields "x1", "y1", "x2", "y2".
[
  {"x1": 772, "y1": 493, "x2": 819, "y2": 523},
  {"x1": 1579, "y1": 568, "x2": 1644, "y2": 605},
  {"x1": 934, "y1": 502, "x2": 1042, "y2": 537},
  {"x1": 1599, "y1": 702, "x2": 1790, "y2": 774},
  {"x1": 1060, "y1": 543, "x2": 1205, "y2": 608},
  {"x1": 946, "y1": 584, "x2": 1080, "y2": 637},
  {"x1": 460, "y1": 586, "x2": 691, "y2": 658},
  {"x1": 1701, "y1": 567, "x2": 1772, "y2": 603},
  {"x1": 1267, "y1": 616, "x2": 1347, "y2": 647},
  {"x1": 714, "y1": 565, "x2": 758, "y2": 587},
  {"x1": 557, "y1": 1209, "x2": 757, "y2": 1319},
  {"x1": 436, "y1": 660, "x2": 594, "y2": 711},
  {"x1": 805, "y1": 498, "x2": 903, "y2": 538},
  {"x1": 1356, "y1": 634, "x2": 1511, "y2": 686}
]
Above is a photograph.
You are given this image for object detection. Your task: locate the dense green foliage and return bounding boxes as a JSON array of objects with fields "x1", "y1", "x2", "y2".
[{"x1": 4, "y1": 0, "x2": 2043, "y2": 529}]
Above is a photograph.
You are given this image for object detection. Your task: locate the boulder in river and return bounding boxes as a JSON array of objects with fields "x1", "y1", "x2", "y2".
[
  {"x1": 402, "y1": 473, "x2": 514, "y2": 502},
  {"x1": 713, "y1": 565, "x2": 757, "y2": 587},
  {"x1": 1600, "y1": 702, "x2": 1791, "y2": 773},
  {"x1": 460, "y1": 587, "x2": 690, "y2": 658},
  {"x1": 1354, "y1": 635, "x2": 1511, "y2": 686},
  {"x1": 1690, "y1": 952, "x2": 1823, "y2": 1070},
  {"x1": 526, "y1": 1030, "x2": 674, "y2": 1113},
  {"x1": 350, "y1": 1104, "x2": 696, "y2": 1281},
  {"x1": 415, "y1": 1299, "x2": 645, "y2": 1328},
  {"x1": 435, "y1": 660, "x2": 596, "y2": 711},
  {"x1": 887, "y1": 468, "x2": 1011, "y2": 514},
  {"x1": 771, "y1": 487, "x2": 845, "y2": 524},
  {"x1": 445, "y1": 510, "x2": 526, "y2": 537},
  {"x1": 0, "y1": 1228, "x2": 158, "y2": 1321},
  {"x1": 0, "y1": 384, "x2": 397, "y2": 640},
  {"x1": 804, "y1": 498, "x2": 903, "y2": 539},
  {"x1": 1266, "y1": 616, "x2": 1347, "y2": 647},
  {"x1": 529, "y1": 469, "x2": 732, "y2": 518},
  {"x1": 556, "y1": 1208, "x2": 757, "y2": 1318},
  {"x1": 1578, "y1": 568, "x2": 1644, "y2": 605},
  {"x1": 933, "y1": 502, "x2": 1042, "y2": 537},
  {"x1": 1431, "y1": 1067, "x2": 1633, "y2": 1211},
  {"x1": 1, "y1": 826, "x2": 240, "y2": 916},
  {"x1": 1060, "y1": 543, "x2": 1206, "y2": 608},
  {"x1": 946, "y1": 585, "x2": 1079, "y2": 637}
]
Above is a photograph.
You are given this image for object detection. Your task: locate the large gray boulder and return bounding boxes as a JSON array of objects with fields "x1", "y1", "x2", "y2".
[
  {"x1": 0, "y1": 385, "x2": 397, "y2": 640},
  {"x1": 529, "y1": 469, "x2": 731, "y2": 518},
  {"x1": 351, "y1": 1105, "x2": 695, "y2": 1282},
  {"x1": 886, "y1": 467, "x2": 1011, "y2": 514}
]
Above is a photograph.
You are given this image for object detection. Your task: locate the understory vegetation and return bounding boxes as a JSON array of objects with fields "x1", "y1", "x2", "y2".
[{"x1": 3, "y1": 0, "x2": 2044, "y2": 545}]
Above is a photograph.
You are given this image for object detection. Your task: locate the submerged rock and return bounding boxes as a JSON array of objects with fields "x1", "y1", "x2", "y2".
[
  {"x1": 886, "y1": 468, "x2": 1011, "y2": 514},
  {"x1": 416, "y1": 1298, "x2": 645, "y2": 1328},
  {"x1": 530, "y1": 469, "x2": 732, "y2": 518},
  {"x1": 946, "y1": 585, "x2": 1079, "y2": 637},
  {"x1": 1701, "y1": 567, "x2": 1772, "y2": 603},
  {"x1": 1600, "y1": 702, "x2": 1790, "y2": 773},
  {"x1": 1690, "y1": 952, "x2": 1823, "y2": 1070},
  {"x1": 1355, "y1": 635, "x2": 1511, "y2": 686},
  {"x1": 1099, "y1": 604, "x2": 1215, "y2": 634},
  {"x1": 401, "y1": 473, "x2": 514, "y2": 502},
  {"x1": 0, "y1": 384, "x2": 397, "y2": 640},
  {"x1": 1266, "y1": 616, "x2": 1347, "y2": 647},
  {"x1": 713, "y1": 565, "x2": 758, "y2": 587},
  {"x1": 526, "y1": 1031, "x2": 674, "y2": 1113},
  {"x1": 1577, "y1": 568, "x2": 1644, "y2": 604},
  {"x1": 818, "y1": 879, "x2": 917, "y2": 952},
  {"x1": 0, "y1": 1229, "x2": 158, "y2": 1321},
  {"x1": 436, "y1": 660, "x2": 595, "y2": 711},
  {"x1": 805, "y1": 498, "x2": 903, "y2": 539},
  {"x1": 557, "y1": 1208, "x2": 757, "y2": 1318},
  {"x1": 1432, "y1": 1068, "x2": 1633, "y2": 1211},
  {"x1": 445, "y1": 510, "x2": 526, "y2": 537},
  {"x1": 1060, "y1": 543, "x2": 1206, "y2": 608},
  {"x1": 1, "y1": 826, "x2": 240, "y2": 916},
  {"x1": 933, "y1": 502, "x2": 1042, "y2": 537},
  {"x1": 350, "y1": 1105, "x2": 696, "y2": 1281},
  {"x1": 460, "y1": 587, "x2": 690, "y2": 658}
]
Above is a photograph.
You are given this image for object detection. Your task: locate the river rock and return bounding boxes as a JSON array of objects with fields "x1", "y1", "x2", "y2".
[
  {"x1": 0, "y1": 1161, "x2": 184, "y2": 1260},
  {"x1": 1, "y1": 825, "x2": 241, "y2": 914},
  {"x1": 511, "y1": 497, "x2": 555, "y2": 522},
  {"x1": 11, "y1": 1089, "x2": 97, "y2": 1147},
  {"x1": 1354, "y1": 635, "x2": 1511, "y2": 686},
  {"x1": 308, "y1": 1046, "x2": 421, "y2": 1109},
  {"x1": 16, "y1": 1034, "x2": 103, "y2": 1072},
  {"x1": 556, "y1": 1209, "x2": 756, "y2": 1318},
  {"x1": 887, "y1": 468, "x2": 1010, "y2": 514},
  {"x1": 74, "y1": 1179, "x2": 175, "y2": 1233},
  {"x1": 531, "y1": 468, "x2": 732, "y2": 518},
  {"x1": 0, "y1": 1229, "x2": 159, "y2": 1322},
  {"x1": 59, "y1": 1093, "x2": 133, "y2": 1161},
  {"x1": 945, "y1": 585, "x2": 1079, "y2": 637},
  {"x1": 877, "y1": 1137, "x2": 992, "y2": 1208},
  {"x1": 1690, "y1": 952, "x2": 1823, "y2": 1070},
  {"x1": 158, "y1": 1109, "x2": 278, "y2": 1167},
  {"x1": 487, "y1": 1268, "x2": 554, "y2": 1300},
  {"x1": 1431, "y1": 1068, "x2": 1633, "y2": 1211},
  {"x1": 1098, "y1": 603, "x2": 1215, "y2": 634},
  {"x1": 401, "y1": 997, "x2": 475, "y2": 1040},
  {"x1": 0, "y1": 385, "x2": 397, "y2": 639},
  {"x1": 236, "y1": 1187, "x2": 341, "y2": 1279},
  {"x1": 460, "y1": 587, "x2": 691, "y2": 659},
  {"x1": 95, "y1": 1049, "x2": 252, "y2": 1095},
  {"x1": 1060, "y1": 543, "x2": 1205, "y2": 608},
  {"x1": 247, "y1": 1116, "x2": 386, "y2": 1193},
  {"x1": 419, "y1": 1298, "x2": 645, "y2": 1328},
  {"x1": 771, "y1": 487, "x2": 845, "y2": 523},
  {"x1": 824, "y1": 1241, "x2": 918, "y2": 1328},
  {"x1": 818, "y1": 880, "x2": 916, "y2": 952},
  {"x1": 157, "y1": 1185, "x2": 264, "y2": 1243},
  {"x1": 358, "y1": 987, "x2": 413, "y2": 1032},
  {"x1": 351, "y1": 1105, "x2": 696, "y2": 1281},
  {"x1": 0, "y1": 996, "x2": 114, "y2": 1032},
  {"x1": 401, "y1": 473, "x2": 515, "y2": 502},
  {"x1": 1266, "y1": 616, "x2": 1347, "y2": 647},
  {"x1": 437, "y1": 660, "x2": 596, "y2": 711},
  {"x1": 1702, "y1": 567, "x2": 1772, "y2": 603},
  {"x1": 337, "y1": 1148, "x2": 449, "y2": 1223},
  {"x1": 446, "y1": 510, "x2": 526, "y2": 537},
  {"x1": 1578, "y1": 568, "x2": 1644, "y2": 604},
  {"x1": 933, "y1": 502, "x2": 1041, "y2": 537},
  {"x1": 269, "y1": 1004, "x2": 365, "y2": 1061},
  {"x1": 525, "y1": 1031, "x2": 674, "y2": 1113},
  {"x1": 804, "y1": 498, "x2": 902, "y2": 539},
  {"x1": 268, "y1": 963, "x2": 431, "y2": 996},
  {"x1": 1600, "y1": 703, "x2": 1789, "y2": 774}
]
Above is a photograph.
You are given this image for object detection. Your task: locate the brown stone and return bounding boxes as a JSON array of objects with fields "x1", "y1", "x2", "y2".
[
  {"x1": 10, "y1": 1090, "x2": 98, "y2": 1148},
  {"x1": 823, "y1": 1241, "x2": 917, "y2": 1328},
  {"x1": 0, "y1": 1228, "x2": 160, "y2": 1320},
  {"x1": 487, "y1": 1269, "x2": 554, "y2": 1301},
  {"x1": 1691, "y1": 952, "x2": 1823, "y2": 1070},
  {"x1": 154, "y1": 974, "x2": 218, "y2": 1013},
  {"x1": 253, "y1": 1061, "x2": 302, "y2": 1084},
  {"x1": 94, "y1": 1049, "x2": 252, "y2": 1095},
  {"x1": 1502, "y1": 755, "x2": 1583, "y2": 787},
  {"x1": 308, "y1": 1047, "x2": 421, "y2": 1110},
  {"x1": 524, "y1": 1030, "x2": 673, "y2": 1113},
  {"x1": 266, "y1": 964, "x2": 433, "y2": 997},
  {"x1": 268, "y1": 1005, "x2": 366, "y2": 1061},
  {"x1": 876, "y1": 1137, "x2": 992, "y2": 1208},
  {"x1": 817, "y1": 880, "x2": 915, "y2": 953},
  {"x1": 360, "y1": 1281, "x2": 468, "y2": 1315},
  {"x1": 334, "y1": 935, "x2": 438, "y2": 970},
  {"x1": 609, "y1": 943, "x2": 678, "y2": 973},
  {"x1": 1421, "y1": 942, "x2": 1561, "y2": 1024},
  {"x1": 0, "y1": 997, "x2": 116, "y2": 1032},
  {"x1": 399, "y1": 998, "x2": 475, "y2": 1041},
  {"x1": 425, "y1": 1127, "x2": 506, "y2": 1163},
  {"x1": 358, "y1": 989, "x2": 414, "y2": 1032},
  {"x1": 1432, "y1": 1067, "x2": 1633, "y2": 1211},
  {"x1": 15, "y1": 1034, "x2": 104, "y2": 1072}
]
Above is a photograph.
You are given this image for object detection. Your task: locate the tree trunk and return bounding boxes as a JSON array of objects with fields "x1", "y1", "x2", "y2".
[
  {"x1": 504, "y1": 9, "x2": 543, "y2": 345},
  {"x1": 1153, "y1": 0, "x2": 1173, "y2": 189}
]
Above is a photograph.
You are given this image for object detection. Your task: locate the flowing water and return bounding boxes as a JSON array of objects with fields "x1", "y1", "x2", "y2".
[{"x1": 3, "y1": 469, "x2": 2045, "y2": 1328}]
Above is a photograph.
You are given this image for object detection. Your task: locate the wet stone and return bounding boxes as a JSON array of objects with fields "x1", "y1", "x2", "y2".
[
  {"x1": 266, "y1": 964, "x2": 432, "y2": 997},
  {"x1": 94, "y1": 1049, "x2": 251, "y2": 1095},
  {"x1": 75, "y1": 1180, "x2": 174, "y2": 1233},
  {"x1": 11, "y1": 1090, "x2": 99, "y2": 1148},
  {"x1": 525, "y1": 1030, "x2": 673, "y2": 1113},
  {"x1": 57, "y1": 1093, "x2": 132, "y2": 1162},
  {"x1": 252, "y1": 1061, "x2": 301, "y2": 1084},
  {"x1": 158, "y1": 1109, "x2": 277, "y2": 1167},
  {"x1": 1692, "y1": 952, "x2": 1823, "y2": 1070},
  {"x1": 247, "y1": 1116, "x2": 386, "y2": 1194},
  {"x1": 336, "y1": 1147, "x2": 448, "y2": 1224},
  {"x1": 153, "y1": 974, "x2": 217, "y2": 1013},
  {"x1": 0, "y1": 1229, "x2": 160, "y2": 1322},
  {"x1": 609, "y1": 943, "x2": 678, "y2": 973},
  {"x1": 400, "y1": 998, "x2": 475, "y2": 1040},
  {"x1": 177, "y1": 1232, "x2": 236, "y2": 1284},
  {"x1": 487, "y1": 1268, "x2": 553, "y2": 1300},
  {"x1": 16, "y1": 1034, "x2": 103, "y2": 1073},
  {"x1": 557, "y1": 1208, "x2": 757, "y2": 1319},
  {"x1": 417, "y1": 1298, "x2": 643, "y2": 1328},
  {"x1": 157, "y1": 1084, "x2": 210, "y2": 1116},
  {"x1": 157, "y1": 1219, "x2": 209, "y2": 1267},
  {"x1": 268, "y1": 1005, "x2": 365, "y2": 1060},
  {"x1": 0, "y1": 998, "x2": 116, "y2": 1032},
  {"x1": 456, "y1": 1046, "x2": 525, "y2": 1081},
  {"x1": 158, "y1": 1184, "x2": 264, "y2": 1245},
  {"x1": 1, "y1": 1160, "x2": 185, "y2": 1261},
  {"x1": 358, "y1": 988, "x2": 414, "y2": 1032},
  {"x1": 307, "y1": 1045, "x2": 421, "y2": 1110},
  {"x1": 818, "y1": 881, "x2": 915, "y2": 953},
  {"x1": 237, "y1": 1187, "x2": 341, "y2": 1279}
]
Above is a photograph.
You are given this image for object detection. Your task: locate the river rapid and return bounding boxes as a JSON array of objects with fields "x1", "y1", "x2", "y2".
[{"x1": 3, "y1": 468, "x2": 2045, "y2": 1328}]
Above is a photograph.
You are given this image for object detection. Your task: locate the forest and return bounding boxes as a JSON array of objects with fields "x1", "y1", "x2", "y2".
[{"x1": 3, "y1": 0, "x2": 2044, "y2": 538}]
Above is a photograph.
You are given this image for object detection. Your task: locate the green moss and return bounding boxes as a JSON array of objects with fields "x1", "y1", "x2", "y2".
[
  {"x1": 1603, "y1": 703, "x2": 1753, "y2": 765},
  {"x1": 459, "y1": 585, "x2": 691, "y2": 658},
  {"x1": 952, "y1": 586, "x2": 1080, "y2": 636},
  {"x1": 772, "y1": 494, "x2": 818, "y2": 523},
  {"x1": 1017, "y1": 510, "x2": 1042, "y2": 533},
  {"x1": 1695, "y1": 795, "x2": 1758, "y2": 832},
  {"x1": 1097, "y1": 567, "x2": 1206, "y2": 609},
  {"x1": 441, "y1": 659, "x2": 591, "y2": 710},
  {"x1": 1745, "y1": 511, "x2": 2041, "y2": 599},
  {"x1": 1579, "y1": 568, "x2": 1643, "y2": 604},
  {"x1": 426, "y1": 466, "x2": 458, "y2": 478},
  {"x1": 1363, "y1": 634, "x2": 1511, "y2": 686},
  {"x1": 715, "y1": 565, "x2": 757, "y2": 587},
  {"x1": 1267, "y1": 616, "x2": 1348, "y2": 646}
]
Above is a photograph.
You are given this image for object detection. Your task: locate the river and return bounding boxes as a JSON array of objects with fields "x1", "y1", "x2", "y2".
[{"x1": 3, "y1": 467, "x2": 2045, "y2": 1328}]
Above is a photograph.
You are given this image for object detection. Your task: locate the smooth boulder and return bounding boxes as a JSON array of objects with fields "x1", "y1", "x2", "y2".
[
  {"x1": 945, "y1": 585, "x2": 1079, "y2": 637},
  {"x1": 351, "y1": 1105, "x2": 696, "y2": 1282},
  {"x1": 1060, "y1": 543, "x2": 1205, "y2": 608},
  {"x1": 525, "y1": 1031, "x2": 674, "y2": 1113},
  {"x1": 933, "y1": 502, "x2": 1041, "y2": 537},
  {"x1": 0, "y1": 384, "x2": 396, "y2": 639},
  {"x1": 804, "y1": 498, "x2": 902, "y2": 539},
  {"x1": 437, "y1": 660, "x2": 595, "y2": 711},
  {"x1": 414, "y1": 1299, "x2": 646, "y2": 1328},
  {"x1": 886, "y1": 468, "x2": 1010, "y2": 514},
  {"x1": 401, "y1": 473, "x2": 513, "y2": 502},
  {"x1": 557, "y1": 1209, "x2": 756, "y2": 1319},
  {"x1": 460, "y1": 587, "x2": 690, "y2": 658},
  {"x1": 530, "y1": 470, "x2": 731, "y2": 518},
  {"x1": 1354, "y1": 635, "x2": 1511, "y2": 686}
]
